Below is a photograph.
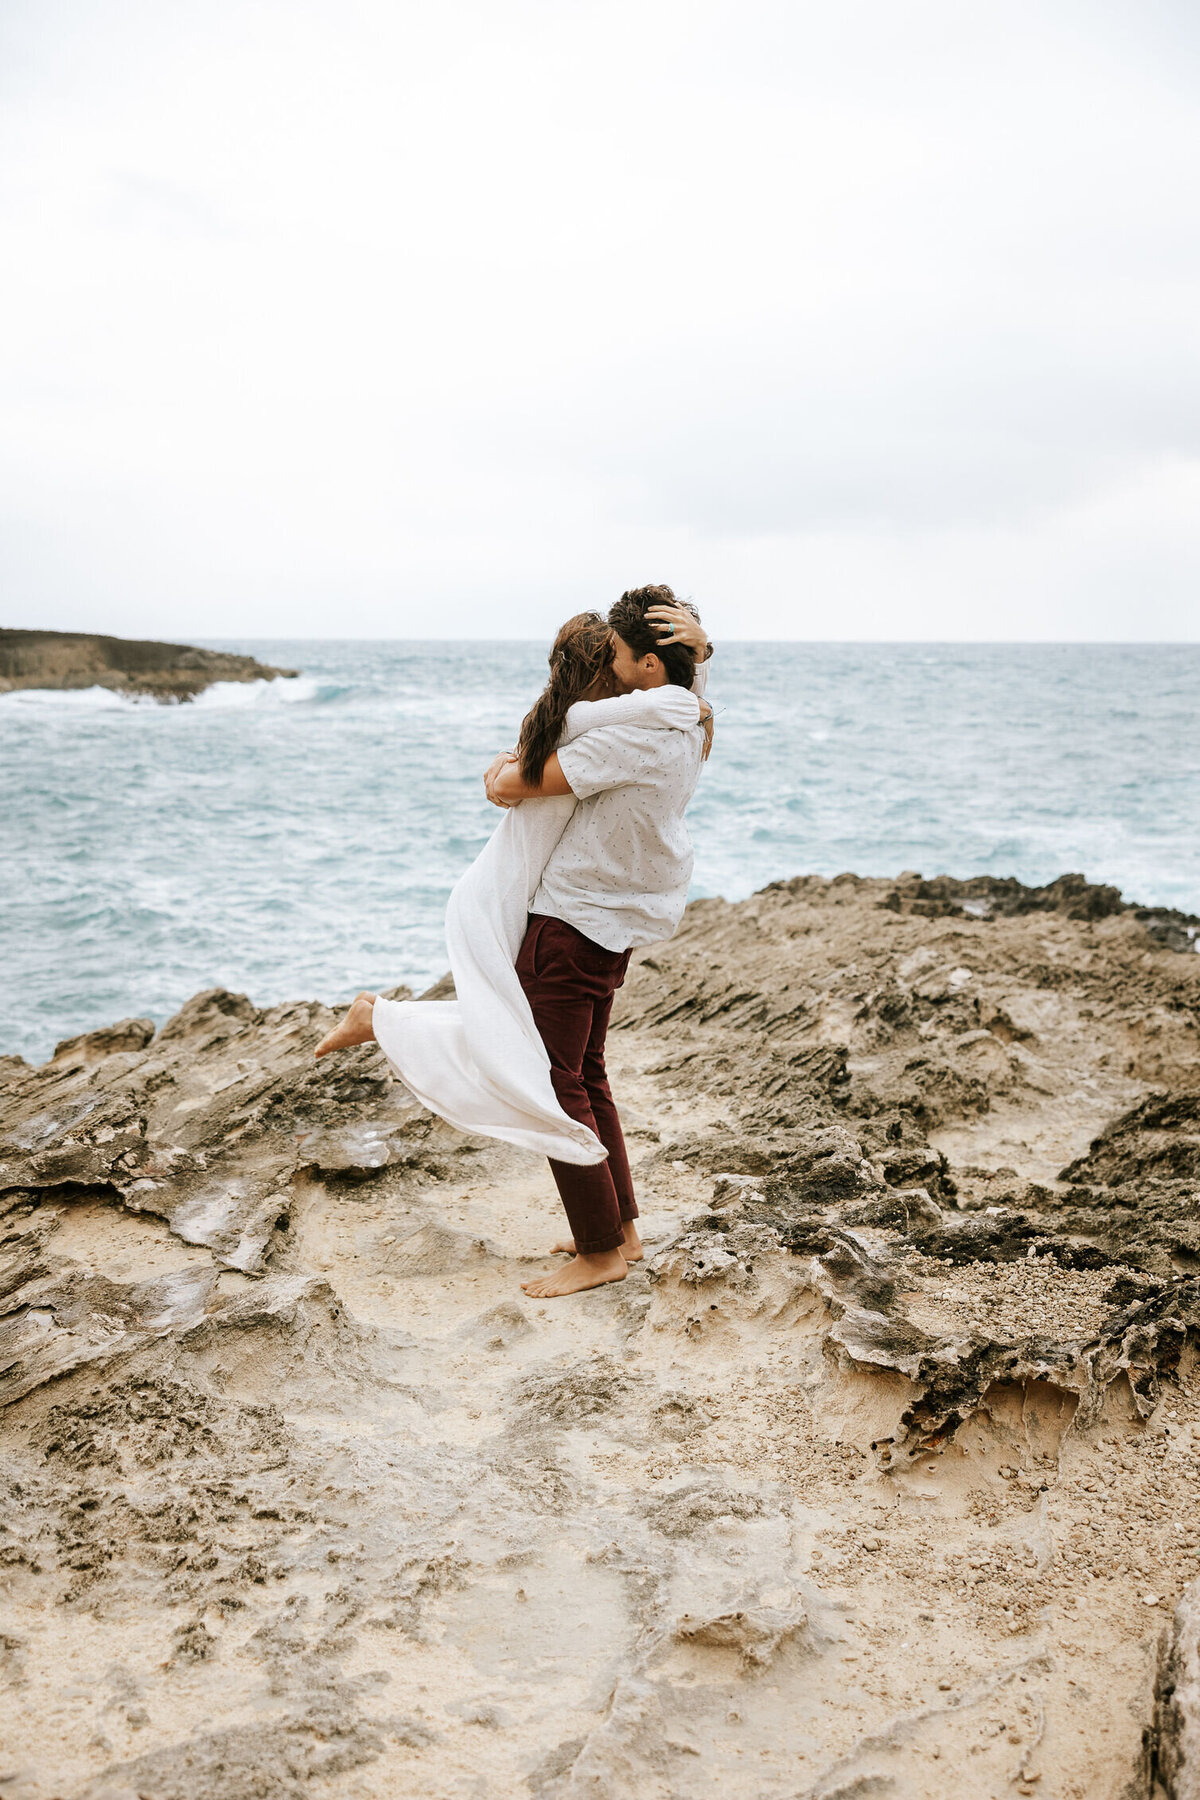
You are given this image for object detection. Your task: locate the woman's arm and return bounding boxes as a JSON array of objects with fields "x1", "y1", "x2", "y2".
[{"x1": 561, "y1": 685, "x2": 700, "y2": 743}]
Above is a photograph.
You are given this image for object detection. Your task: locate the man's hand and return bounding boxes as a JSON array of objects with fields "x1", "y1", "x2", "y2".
[
  {"x1": 484, "y1": 751, "x2": 518, "y2": 808},
  {"x1": 645, "y1": 601, "x2": 712, "y2": 660},
  {"x1": 492, "y1": 752, "x2": 574, "y2": 806}
]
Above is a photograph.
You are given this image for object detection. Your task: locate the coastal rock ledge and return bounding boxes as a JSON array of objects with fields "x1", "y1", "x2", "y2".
[
  {"x1": 0, "y1": 627, "x2": 296, "y2": 701},
  {"x1": 2, "y1": 871, "x2": 1200, "y2": 1798}
]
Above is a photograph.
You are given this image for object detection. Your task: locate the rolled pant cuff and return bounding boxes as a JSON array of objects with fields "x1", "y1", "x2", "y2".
[{"x1": 574, "y1": 1227, "x2": 626, "y2": 1256}]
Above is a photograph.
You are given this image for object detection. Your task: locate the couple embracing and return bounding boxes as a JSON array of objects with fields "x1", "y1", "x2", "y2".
[{"x1": 316, "y1": 585, "x2": 714, "y2": 1299}]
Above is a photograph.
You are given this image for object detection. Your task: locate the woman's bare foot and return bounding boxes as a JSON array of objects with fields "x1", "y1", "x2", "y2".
[
  {"x1": 552, "y1": 1222, "x2": 643, "y2": 1263},
  {"x1": 521, "y1": 1250, "x2": 628, "y2": 1299},
  {"x1": 314, "y1": 993, "x2": 377, "y2": 1059}
]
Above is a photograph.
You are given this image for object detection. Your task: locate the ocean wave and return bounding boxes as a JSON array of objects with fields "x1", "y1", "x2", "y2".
[
  {"x1": 188, "y1": 675, "x2": 331, "y2": 708},
  {"x1": 0, "y1": 684, "x2": 156, "y2": 710},
  {"x1": 0, "y1": 675, "x2": 335, "y2": 712}
]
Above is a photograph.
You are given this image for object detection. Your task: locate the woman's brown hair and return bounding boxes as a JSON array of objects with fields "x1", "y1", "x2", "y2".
[{"x1": 516, "y1": 612, "x2": 615, "y2": 783}]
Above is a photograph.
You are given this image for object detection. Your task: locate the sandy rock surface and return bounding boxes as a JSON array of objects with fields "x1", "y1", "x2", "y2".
[{"x1": 2, "y1": 871, "x2": 1200, "y2": 1798}]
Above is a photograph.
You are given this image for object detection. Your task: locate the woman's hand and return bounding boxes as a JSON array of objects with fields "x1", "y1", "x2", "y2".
[
  {"x1": 698, "y1": 697, "x2": 715, "y2": 759},
  {"x1": 645, "y1": 602, "x2": 712, "y2": 660}
]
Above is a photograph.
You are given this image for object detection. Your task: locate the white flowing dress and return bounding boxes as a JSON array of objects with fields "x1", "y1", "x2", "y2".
[{"x1": 371, "y1": 683, "x2": 703, "y2": 1165}]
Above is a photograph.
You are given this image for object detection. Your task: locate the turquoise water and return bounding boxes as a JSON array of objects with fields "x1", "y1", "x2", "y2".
[{"x1": 2, "y1": 640, "x2": 1198, "y2": 1065}]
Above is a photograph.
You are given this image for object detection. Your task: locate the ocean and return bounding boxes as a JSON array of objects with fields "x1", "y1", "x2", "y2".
[{"x1": 2, "y1": 640, "x2": 1198, "y2": 1066}]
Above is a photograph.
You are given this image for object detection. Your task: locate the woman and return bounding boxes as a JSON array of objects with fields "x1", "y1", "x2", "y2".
[{"x1": 314, "y1": 599, "x2": 712, "y2": 1165}]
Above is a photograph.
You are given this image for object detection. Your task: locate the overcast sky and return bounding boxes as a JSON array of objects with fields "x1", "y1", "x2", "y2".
[{"x1": 2, "y1": 0, "x2": 1198, "y2": 641}]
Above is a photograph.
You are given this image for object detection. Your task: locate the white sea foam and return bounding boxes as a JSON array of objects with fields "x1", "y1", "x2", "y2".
[
  {"x1": 0, "y1": 674, "x2": 323, "y2": 711},
  {"x1": 0, "y1": 683, "x2": 156, "y2": 710},
  {"x1": 188, "y1": 675, "x2": 324, "y2": 708}
]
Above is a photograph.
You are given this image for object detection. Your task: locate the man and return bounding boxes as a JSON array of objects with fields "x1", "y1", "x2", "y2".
[{"x1": 484, "y1": 586, "x2": 713, "y2": 1299}]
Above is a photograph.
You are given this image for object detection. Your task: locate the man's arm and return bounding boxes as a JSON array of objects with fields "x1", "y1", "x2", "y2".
[
  {"x1": 487, "y1": 752, "x2": 573, "y2": 808},
  {"x1": 645, "y1": 600, "x2": 712, "y2": 698},
  {"x1": 484, "y1": 692, "x2": 711, "y2": 806},
  {"x1": 554, "y1": 714, "x2": 714, "y2": 803}
]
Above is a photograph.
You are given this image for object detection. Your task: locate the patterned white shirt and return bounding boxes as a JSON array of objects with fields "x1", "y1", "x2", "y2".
[{"x1": 530, "y1": 669, "x2": 709, "y2": 952}]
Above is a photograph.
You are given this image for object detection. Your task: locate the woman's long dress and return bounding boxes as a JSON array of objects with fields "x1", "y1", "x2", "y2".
[{"x1": 371, "y1": 683, "x2": 703, "y2": 1164}]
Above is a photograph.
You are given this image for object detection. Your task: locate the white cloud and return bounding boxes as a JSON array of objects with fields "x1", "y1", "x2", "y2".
[{"x1": 1, "y1": 0, "x2": 1198, "y2": 640}]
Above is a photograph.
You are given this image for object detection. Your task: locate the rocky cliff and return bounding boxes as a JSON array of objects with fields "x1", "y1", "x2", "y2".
[
  {"x1": 2, "y1": 872, "x2": 1199, "y2": 1798},
  {"x1": 0, "y1": 628, "x2": 296, "y2": 701}
]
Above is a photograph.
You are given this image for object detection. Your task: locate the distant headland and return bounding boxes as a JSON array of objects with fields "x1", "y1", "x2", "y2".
[{"x1": 0, "y1": 627, "x2": 297, "y2": 702}]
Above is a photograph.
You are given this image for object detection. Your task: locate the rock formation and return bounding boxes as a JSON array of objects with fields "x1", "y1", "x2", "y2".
[
  {"x1": 2, "y1": 872, "x2": 1199, "y2": 1797},
  {"x1": 0, "y1": 628, "x2": 296, "y2": 701}
]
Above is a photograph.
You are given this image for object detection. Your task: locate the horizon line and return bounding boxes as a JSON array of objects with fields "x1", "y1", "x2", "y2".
[
  {"x1": 197, "y1": 635, "x2": 1200, "y2": 647},
  {"x1": 6, "y1": 624, "x2": 1200, "y2": 648}
]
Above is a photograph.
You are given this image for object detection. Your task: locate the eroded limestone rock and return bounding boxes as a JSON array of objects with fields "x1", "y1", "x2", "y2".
[
  {"x1": 3, "y1": 870, "x2": 1200, "y2": 1798},
  {"x1": 0, "y1": 987, "x2": 437, "y2": 1274}
]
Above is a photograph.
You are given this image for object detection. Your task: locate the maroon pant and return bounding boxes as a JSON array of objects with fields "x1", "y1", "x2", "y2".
[{"x1": 515, "y1": 914, "x2": 636, "y2": 1255}]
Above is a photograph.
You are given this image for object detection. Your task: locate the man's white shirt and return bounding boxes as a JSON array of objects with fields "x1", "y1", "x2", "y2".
[{"x1": 529, "y1": 668, "x2": 709, "y2": 953}]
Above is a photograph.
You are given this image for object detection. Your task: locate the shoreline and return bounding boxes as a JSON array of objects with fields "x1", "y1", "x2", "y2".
[
  {"x1": 4, "y1": 870, "x2": 1196, "y2": 1072},
  {"x1": 0, "y1": 626, "x2": 298, "y2": 702}
]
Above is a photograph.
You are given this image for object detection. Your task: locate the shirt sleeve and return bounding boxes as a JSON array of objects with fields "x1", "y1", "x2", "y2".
[
  {"x1": 562, "y1": 685, "x2": 699, "y2": 744},
  {"x1": 691, "y1": 657, "x2": 709, "y2": 699},
  {"x1": 556, "y1": 724, "x2": 680, "y2": 799}
]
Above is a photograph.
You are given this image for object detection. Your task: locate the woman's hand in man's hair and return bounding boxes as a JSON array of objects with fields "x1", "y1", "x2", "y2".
[{"x1": 645, "y1": 602, "x2": 712, "y2": 660}]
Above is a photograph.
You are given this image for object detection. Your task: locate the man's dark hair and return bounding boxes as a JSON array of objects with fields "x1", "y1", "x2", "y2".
[{"x1": 607, "y1": 584, "x2": 700, "y2": 689}]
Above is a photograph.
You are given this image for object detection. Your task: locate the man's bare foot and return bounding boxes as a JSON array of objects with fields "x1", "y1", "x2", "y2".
[
  {"x1": 521, "y1": 1250, "x2": 628, "y2": 1299},
  {"x1": 551, "y1": 1222, "x2": 643, "y2": 1263},
  {"x1": 314, "y1": 992, "x2": 377, "y2": 1059}
]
